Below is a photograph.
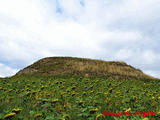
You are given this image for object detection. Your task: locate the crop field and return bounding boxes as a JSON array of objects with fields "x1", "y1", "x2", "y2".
[{"x1": 0, "y1": 74, "x2": 160, "y2": 120}]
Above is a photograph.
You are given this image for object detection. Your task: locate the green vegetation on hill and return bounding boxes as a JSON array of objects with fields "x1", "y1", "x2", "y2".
[
  {"x1": 16, "y1": 57, "x2": 155, "y2": 80},
  {"x1": 0, "y1": 57, "x2": 159, "y2": 120}
]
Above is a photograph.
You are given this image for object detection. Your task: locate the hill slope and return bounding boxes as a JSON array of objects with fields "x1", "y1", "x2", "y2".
[
  {"x1": 0, "y1": 57, "x2": 159, "y2": 120},
  {"x1": 16, "y1": 57, "x2": 154, "y2": 80}
]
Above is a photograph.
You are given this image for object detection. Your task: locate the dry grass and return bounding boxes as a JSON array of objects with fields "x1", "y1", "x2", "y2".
[{"x1": 16, "y1": 57, "x2": 155, "y2": 80}]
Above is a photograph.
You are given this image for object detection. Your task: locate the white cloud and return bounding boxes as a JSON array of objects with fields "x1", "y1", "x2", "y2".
[
  {"x1": 0, "y1": 0, "x2": 160, "y2": 78},
  {"x1": 144, "y1": 70, "x2": 160, "y2": 79},
  {"x1": 0, "y1": 63, "x2": 18, "y2": 77}
]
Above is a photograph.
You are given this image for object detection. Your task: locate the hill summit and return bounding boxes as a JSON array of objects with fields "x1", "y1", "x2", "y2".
[{"x1": 16, "y1": 57, "x2": 154, "y2": 80}]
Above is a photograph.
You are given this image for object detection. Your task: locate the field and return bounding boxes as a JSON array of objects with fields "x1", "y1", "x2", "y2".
[
  {"x1": 0, "y1": 74, "x2": 160, "y2": 120},
  {"x1": 0, "y1": 57, "x2": 160, "y2": 120}
]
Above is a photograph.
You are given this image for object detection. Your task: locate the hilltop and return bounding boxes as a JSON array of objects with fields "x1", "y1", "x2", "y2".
[{"x1": 16, "y1": 57, "x2": 155, "y2": 80}]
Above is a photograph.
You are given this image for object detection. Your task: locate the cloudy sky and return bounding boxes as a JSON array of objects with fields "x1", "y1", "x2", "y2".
[{"x1": 0, "y1": 0, "x2": 160, "y2": 78}]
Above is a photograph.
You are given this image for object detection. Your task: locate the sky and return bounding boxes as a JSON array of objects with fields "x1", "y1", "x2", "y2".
[{"x1": 0, "y1": 0, "x2": 160, "y2": 78}]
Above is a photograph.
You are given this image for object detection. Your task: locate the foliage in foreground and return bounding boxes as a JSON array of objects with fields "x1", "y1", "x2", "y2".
[{"x1": 0, "y1": 74, "x2": 160, "y2": 120}]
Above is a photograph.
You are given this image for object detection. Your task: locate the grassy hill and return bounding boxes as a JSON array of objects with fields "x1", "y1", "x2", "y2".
[
  {"x1": 16, "y1": 57, "x2": 155, "y2": 80},
  {"x1": 0, "y1": 57, "x2": 160, "y2": 120}
]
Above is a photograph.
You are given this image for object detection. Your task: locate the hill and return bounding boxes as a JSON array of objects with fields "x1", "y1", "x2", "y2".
[
  {"x1": 16, "y1": 57, "x2": 155, "y2": 80},
  {"x1": 0, "y1": 57, "x2": 159, "y2": 120}
]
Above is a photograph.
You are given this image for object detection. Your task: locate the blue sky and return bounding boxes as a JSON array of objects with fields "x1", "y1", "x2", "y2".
[{"x1": 0, "y1": 0, "x2": 160, "y2": 78}]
